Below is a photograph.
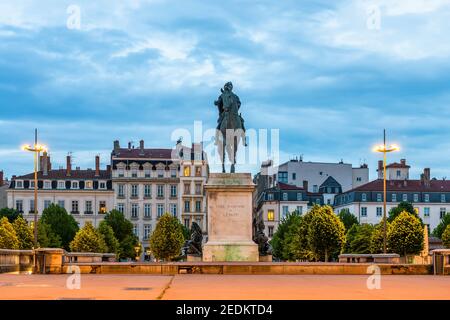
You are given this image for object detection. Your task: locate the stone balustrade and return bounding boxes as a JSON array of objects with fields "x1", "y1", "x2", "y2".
[
  {"x1": 0, "y1": 249, "x2": 34, "y2": 273},
  {"x1": 338, "y1": 253, "x2": 400, "y2": 264}
]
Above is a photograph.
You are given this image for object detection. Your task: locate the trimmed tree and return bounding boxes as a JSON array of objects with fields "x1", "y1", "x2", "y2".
[
  {"x1": 149, "y1": 213, "x2": 184, "y2": 261},
  {"x1": 348, "y1": 224, "x2": 375, "y2": 254},
  {"x1": 337, "y1": 209, "x2": 359, "y2": 232},
  {"x1": 280, "y1": 213, "x2": 303, "y2": 261},
  {"x1": 441, "y1": 225, "x2": 450, "y2": 248},
  {"x1": 37, "y1": 221, "x2": 62, "y2": 248},
  {"x1": 70, "y1": 222, "x2": 107, "y2": 253},
  {"x1": 432, "y1": 213, "x2": 450, "y2": 239},
  {"x1": 307, "y1": 206, "x2": 346, "y2": 262},
  {"x1": 388, "y1": 201, "x2": 422, "y2": 224},
  {"x1": 102, "y1": 210, "x2": 139, "y2": 259},
  {"x1": 370, "y1": 221, "x2": 392, "y2": 254},
  {"x1": 40, "y1": 204, "x2": 79, "y2": 250},
  {"x1": 13, "y1": 216, "x2": 34, "y2": 249},
  {"x1": 0, "y1": 207, "x2": 21, "y2": 222},
  {"x1": 97, "y1": 220, "x2": 120, "y2": 254},
  {"x1": 270, "y1": 211, "x2": 302, "y2": 260},
  {"x1": 388, "y1": 211, "x2": 424, "y2": 257},
  {"x1": 0, "y1": 217, "x2": 19, "y2": 249}
]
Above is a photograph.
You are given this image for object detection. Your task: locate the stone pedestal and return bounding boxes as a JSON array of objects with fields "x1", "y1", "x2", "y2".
[{"x1": 203, "y1": 173, "x2": 258, "y2": 262}]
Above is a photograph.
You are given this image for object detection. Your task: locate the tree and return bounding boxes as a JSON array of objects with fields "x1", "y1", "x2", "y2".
[
  {"x1": 70, "y1": 222, "x2": 107, "y2": 253},
  {"x1": 280, "y1": 213, "x2": 304, "y2": 261},
  {"x1": 102, "y1": 210, "x2": 139, "y2": 259},
  {"x1": 307, "y1": 206, "x2": 346, "y2": 262},
  {"x1": 97, "y1": 221, "x2": 120, "y2": 254},
  {"x1": 388, "y1": 202, "x2": 422, "y2": 224},
  {"x1": 348, "y1": 224, "x2": 375, "y2": 254},
  {"x1": 40, "y1": 204, "x2": 79, "y2": 250},
  {"x1": 337, "y1": 209, "x2": 359, "y2": 232},
  {"x1": 370, "y1": 222, "x2": 392, "y2": 254},
  {"x1": 270, "y1": 211, "x2": 301, "y2": 260},
  {"x1": 388, "y1": 211, "x2": 424, "y2": 257},
  {"x1": 12, "y1": 216, "x2": 34, "y2": 249},
  {"x1": 344, "y1": 224, "x2": 358, "y2": 253},
  {"x1": 37, "y1": 221, "x2": 62, "y2": 248},
  {"x1": 182, "y1": 224, "x2": 191, "y2": 241},
  {"x1": 432, "y1": 213, "x2": 450, "y2": 239},
  {"x1": 149, "y1": 213, "x2": 185, "y2": 261},
  {"x1": 0, "y1": 207, "x2": 21, "y2": 222},
  {"x1": 442, "y1": 225, "x2": 450, "y2": 248},
  {"x1": 0, "y1": 217, "x2": 19, "y2": 249}
]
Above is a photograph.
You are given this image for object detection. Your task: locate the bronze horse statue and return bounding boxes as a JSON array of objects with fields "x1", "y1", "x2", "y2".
[{"x1": 214, "y1": 82, "x2": 247, "y2": 173}]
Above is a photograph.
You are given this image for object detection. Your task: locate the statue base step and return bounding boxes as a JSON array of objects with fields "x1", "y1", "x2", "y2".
[{"x1": 203, "y1": 241, "x2": 259, "y2": 262}]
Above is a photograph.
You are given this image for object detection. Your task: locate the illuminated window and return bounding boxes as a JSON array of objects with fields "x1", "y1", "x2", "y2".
[
  {"x1": 195, "y1": 166, "x2": 202, "y2": 177},
  {"x1": 85, "y1": 181, "x2": 93, "y2": 189},
  {"x1": 267, "y1": 210, "x2": 274, "y2": 221},
  {"x1": 99, "y1": 201, "x2": 107, "y2": 214},
  {"x1": 184, "y1": 166, "x2": 191, "y2": 177}
]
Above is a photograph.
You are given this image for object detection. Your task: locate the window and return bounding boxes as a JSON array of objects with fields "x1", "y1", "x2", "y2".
[
  {"x1": 424, "y1": 207, "x2": 430, "y2": 217},
  {"x1": 170, "y1": 185, "x2": 177, "y2": 197},
  {"x1": 282, "y1": 193, "x2": 288, "y2": 201},
  {"x1": 403, "y1": 194, "x2": 408, "y2": 202},
  {"x1": 361, "y1": 207, "x2": 367, "y2": 217},
  {"x1": 278, "y1": 172, "x2": 288, "y2": 183},
  {"x1": 85, "y1": 201, "x2": 93, "y2": 214},
  {"x1": 16, "y1": 200, "x2": 23, "y2": 213},
  {"x1": 268, "y1": 226, "x2": 274, "y2": 237},
  {"x1": 424, "y1": 194, "x2": 430, "y2": 202},
  {"x1": 184, "y1": 166, "x2": 191, "y2": 177},
  {"x1": 58, "y1": 181, "x2": 66, "y2": 189},
  {"x1": 396, "y1": 170, "x2": 401, "y2": 177},
  {"x1": 144, "y1": 184, "x2": 151, "y2": 198},
  {"x1": 57, "y1": 200, "x2": 65, "y2": 209},
  {"x1": 144, "y1": 169, "x2": 151, "y2": 178},
  {"x1": 117, "y1": 203, "x2": 124, "y2": 214},
  {"x1": 377, "y1": 193, "x2": 382, "y2": 202},
  {"x1": 313, "y1": 185, "x2": 318, "y2": 193},
  {"x1": 44, "y1": 200, "x2": 51, "y2": 209},
  {"x1": 195, "y1": 201, "x2": 201, "y2": 213},
  {"x1": 29, "y1": 200, "x2": 35, "y2": 212},
  {"x1": 44, "y1": 181, "x2": 52, "y2": 189},
  {"x1": 267, "y1": 193, "x2": 274, "y2": 201},
  {"x1": 118, "y1": 168, "x2": 125, "y2": 178},
  {"x1": 144, "y1": 225, "x2": 152, "y2": 240},
  {"x1": 118, "y1": 184, "x2": 125, "y2": 197},
  {"x1": 361, "y1": 193, "x2": 367, "y2": 202},
  {"x1": 184, "y1": 183, "x2": 191, "y2": 195},
  {"x1": 71, "y1": 181, "x2": 79, "y2": 189},
  {"x1": 195, "y1": 166, "x2": 202, "y2": 177},
  {"x1": 282, "y1": 206, "x2": 289, "y2": 218},
  {"x1": 194, "y1": 152, "x2": 202, "y2": 161},
  {"x1": 292, "y1": 173, "x2": 296, "y2": 180},
  {"x1": 195, "y1": 183, "x2": 202, "y2": 195},
  {"x1": 29, "y1": 180, "x2": 35, "y2": 189},
  {"x1": 441, "y1": 194, "x2": 446, "y2": 203},
  {"x1": 376, "y1": 207, "x2": 382, "y2": 217},
  {"x1": 327, "y1": 199, "x2": 331, "y2": 205},
  {"x1": 315, "y1": 198, "x2": 321, "y2": 205},
  {"x1": 157, "y1": 204, "x2": 164, "y2": 218},
  {"x1": 170, "y1": 204, "x2": 178, "y2": 217},
  {"x1": 184, "y1": 200, "x2": 191, "y2": 213},
  {"x1": 99, "y1": 201, "x2": 106, "y2": 214},
  {"x1": 356, "y1": 177, "x2": 362, "y2": 182},
  {"x1": 440, "y1": 208, "x2": 446, "y2": 219},
  {"x1": 267, "y1": 210, "x2": 274, "y2": 221},
  {"x1": 71, "y1": 201, "x2": 79, "y2": 214},
  {"x1": 133, "y1": 225, "x2": 139, "y2": 237},
  {"x1": 170, "y1": 169, "x2": 177, "y2": 178},
  {"x1": 16, "y1": 180, "x2": 23, "y2": 188},
  {"x1": 184, "y1": 219, "x2": 190, "y2": 229},
  {"x1": 85, "y1": 181, "x2": 93, "y2": 189},
  {"x1": 99, "y1": 181, "x2": 106, "y2": 190},
  {"x1": 157, "y1": 185, "x2": 164, "y2": 198},
  {"x1": 157, "y1": 168, "x2": 164, "y2": 178},
  {"x1": 131, "y1": 203, "x2": 139, "y2": 219},
  {"x1": 296, "y1": 206, "x2": 303, "y2": 214},
  {"x1": 392, "y1": 194, "x2": 397, "y2": 202},
  {"x1": 131, "y1": 168, "x2": 138, "y2": 178},
  {"x1": 414, "y1": 194, "x2": 419, "y2": 202},
  {"x1": 144, "y1": 204, "x2": 152, "y2": 219},
  {"x1": 131, "y1": 184, "x2": 139, "y2": 198},
  {"x1": 297, "y1": 193, "x2": 302, "y2": 201}
]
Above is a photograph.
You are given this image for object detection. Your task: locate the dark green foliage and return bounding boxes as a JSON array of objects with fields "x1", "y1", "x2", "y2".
[
  {"x1": 442, "y1": 225, "x2": 450, "y2": 248},
  {"x1": 270, "y1": 211, "x2": 302, "y2": 260},
  {"x1": 388, "y1": 202, "x2": 423, "y2": 225},
  {"x1": 97, "y1": 221, "x2": 120, "y2": 254},
  {"x1": 70, "y1": 222, "x2": 107, "y2": 253},
  {"x1": 40, "y1": 204, "x2": 79, "y2": 250},
  {"x1": 149, "y1": 213, "x2": 184, "y2": 261},
  {"x1": 369, "y1": 221, "x2": 391, "y2": 254},
  {"x1": 432, "y1": 213, "x2": 450, "y2": 239},
  {"x1": 0, "y1": 207, "x2": 21, "y2": 222},
  {"x1": 12, "y1": 216, "x2": 34, "y2": 249},
  {"x1": 388, "y1": 211, "x2": 424, "y2": 256},
  {"x1": 102, "y1": 210, "x2": 139, "y2": 259},
  {"x1": 347, "y1": 224, "x2": 375, "y2": 254},
  {"x1": 37, "y1": 221, "x2": 62, "y2": 248},
  {"x1": 337, "y1": 209, "x2": 359, "y2": 231}
]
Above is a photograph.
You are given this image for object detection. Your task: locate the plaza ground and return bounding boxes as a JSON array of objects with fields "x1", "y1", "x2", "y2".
[{"x1": 0, "y1": 274, "x2": 449, "y2": 300}]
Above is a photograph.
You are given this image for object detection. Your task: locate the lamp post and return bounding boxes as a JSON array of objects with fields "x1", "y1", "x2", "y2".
[
  {"x1": 373, "y1": 129, "x2": 399, "y2": 254},
  {"x1": 22, "y1": 129, "x2": 47, "y2": 248}
]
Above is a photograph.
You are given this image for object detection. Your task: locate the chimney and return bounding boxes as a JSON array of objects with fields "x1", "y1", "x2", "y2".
[
  {"x1": 66, "y1": 155, "x2": 72, "y2": 176},
  {"x1": 95, "y1": 155, "x2": 100, "y2": 176},
  {"x1": 400, "y1": 159, "x2": 406, "y2": 166},
  {"x1": 42, "y1": 151, "x2": 49, "y2": 176},
  {"x1": 139, "y1": 140, "x2": 145, "y2": 155},
  {"x1": 128, "y1": 142, "x2": 132, "y2": 150},
  {"x1": 424, "y1": 168, "x2": 431, "y2": 187},
  {"x1": 113, "y1": 140, "x2": 120, "y2": 154},
  {"x1": 106, "y1": 165, "x2": 111, "y2": 172},
  {"x1": 303, "y1": 180, "x2": 309, "y2": 192},
  {"x1": 0, "y1": 171, "x2": 3, "y2": 187},
  {"x1": 377, "y1": 160, "x2": 383, "y2": 179}
]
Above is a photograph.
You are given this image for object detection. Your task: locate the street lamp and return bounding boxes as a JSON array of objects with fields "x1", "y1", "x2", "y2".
[
  {"x1": 373, "y1": 129, "x2": 399, "y2": 254},
  {"x1": 22, "y1": 129, "x2": 47, "y2": 248}
]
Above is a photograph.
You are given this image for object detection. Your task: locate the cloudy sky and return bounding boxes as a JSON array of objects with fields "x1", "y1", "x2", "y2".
[{"x1": 1, "y1": 0, "x2": 450, "y2": 179}]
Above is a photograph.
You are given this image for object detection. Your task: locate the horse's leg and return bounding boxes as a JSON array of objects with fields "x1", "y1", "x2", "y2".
[
  {"x1": 222, "y1": 139, "x2": 226, "y2": 173},
  {"x1": 230, "y1": 136, "x2": 237, "y2": 173}
]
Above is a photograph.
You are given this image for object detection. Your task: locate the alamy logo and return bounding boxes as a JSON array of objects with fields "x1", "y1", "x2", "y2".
[
  {"x1": 66, "y1": 265, "x2": 81, "y2": 290},
  {"x1": 66, "y1": 5, "x2": 81, "y2": 30},
  {"x1": 366, "y1": 265, "x2": 381, "y2": 290}
]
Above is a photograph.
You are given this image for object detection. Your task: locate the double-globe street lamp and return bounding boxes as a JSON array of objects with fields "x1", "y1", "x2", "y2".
[
  {"x1": 373, "y1": 129, "x2": 399, "y2": 254},
  {"x1": 22, "y1": 129, "x2": 47, "y2": 248}
]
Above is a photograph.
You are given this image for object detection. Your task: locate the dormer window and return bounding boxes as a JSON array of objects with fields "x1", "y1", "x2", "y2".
[
  {"x1": 282, "y1": 193, "x2": 288, "y2": 201},
  {"x1": 99, "y1": 181, "x2": 107, "y2": 190},
  {"x1": 131, "y1": 168, "x2": 138, "y2": 178},
  {"x1": 58, "y1": 181, "x2": 65, "y2": 189},
  {"x1": 424, "y1": 194, "x2": 430, "y2": 202},
  {"x1": 44, "y1": 180, "x2": 52, "y2": 189},
  {"x1": 267, "y1": 193, "x2": 274, "y2": 201},
  {"x1": 85, "y1": 181, "x2": 93, "y2": 189},
  {"x1": 144, "y1": 169, "x2": 151, "y2": 178},
  {"x1": 118, "y1": 169, "x2": 125, "y2": 177},
  {"x1": 361, "y1": 193, "x2": 367, "y2": 202},
  {"x1": 71, "y1": 181, "x2": 79, "y2": 189},
  {"x1": 16, "y1": 180, "x2": 24, "y2": 189},
  {"x1": 297, "y1": 193, "x2": 302, "y2": 201},
  {"x1": 29, "y1": 180, "x2": 35, "y2": 189},
  {"x1": 170, "y1": 169, "x2": 177, "y2": 178}
]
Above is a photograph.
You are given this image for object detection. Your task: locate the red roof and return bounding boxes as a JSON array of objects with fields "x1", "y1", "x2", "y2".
[
  {"x1": 14, "y1": 169, "x2": 110, "y2": 180},
  {"x1": 385, "y1": 162, "x2": 411, "y2": 169},
  {"x1": 352, "y1": 179, "x2": 450, "y2": 192},
  {"x1": 277, "y1": 182, "x2": 303, "y2": 190},
  {"x1": 112, "y1": 148, "x2": 174, "y2": 159}
]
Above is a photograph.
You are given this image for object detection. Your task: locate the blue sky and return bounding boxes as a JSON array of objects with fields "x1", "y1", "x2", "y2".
[{"x1": 1, "y1": 0, "x2": 450, "y2": 179}]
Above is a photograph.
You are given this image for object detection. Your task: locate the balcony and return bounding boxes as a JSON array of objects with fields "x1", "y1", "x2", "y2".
[
  {"x1": 71, "y1": 211, "x2": 80, "y2": 215},
  {"x1": 84, "y1": 211, "x2": 93, "y2": 215},
  {"x1": 130, "y1": 215, "x2": 139, "y2": 220}
]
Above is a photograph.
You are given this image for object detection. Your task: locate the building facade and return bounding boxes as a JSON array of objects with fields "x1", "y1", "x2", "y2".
[
  {"x1": 334, "y1": 160, "x2": 449, "y2": 232},
  {"x1": 7, "y1": 154, "x2": 114, "y2": 228},
  {"x1": 0, "y1": 171, "x2": 9, "y2": 209}
]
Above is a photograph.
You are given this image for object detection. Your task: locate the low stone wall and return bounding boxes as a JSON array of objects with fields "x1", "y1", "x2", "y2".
[
  {"x1": 0, "y1": 249, "x2": 34, "y2": 273},
  {"x1": 61, "y1": 262, "x2": 432, "y2": 275}
]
